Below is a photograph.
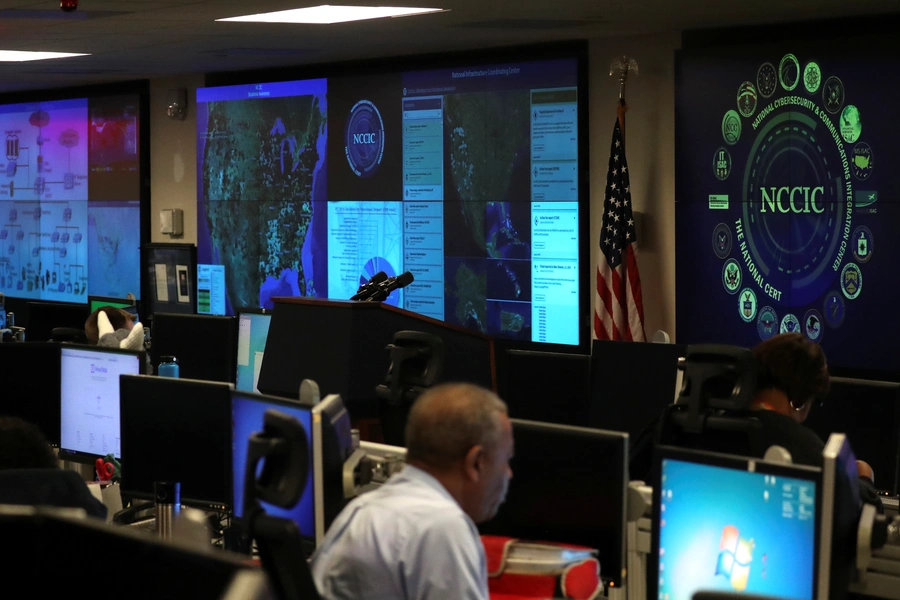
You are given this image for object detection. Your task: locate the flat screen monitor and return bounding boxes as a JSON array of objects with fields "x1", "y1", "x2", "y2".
[
  {"x1": 196, "y1": 49, "x2": 589, "y2": 349},
  {"x1": 0, "y1": 94, "x2": 144, "y2": 304},
  {"x1": 477, "y1": 419, "x2": 628, "y2": 588},
  {"x1": 0, "y1": 343, "x2": 61, "y2": 445},
  {"x1": 231, "y1": 391, "x2": 314, "y2": 543},
  {"x1": 119, "y1": 375, "x2": 233, "y2": 510},
  {"x1": 651, "y1": 446, "x2": 821, "y2": 600},
  {"x1": 312, "y1": 393, "x2": 354, "y2": 545},
  {"x1": 149, "y1": 313, "x2": 237, "y2": 382},
  {"x1": 88, "y1": 295, "x2": 140, "y2": 323},
  {"x1": 804, "y1": 376, "x2": 900, "y2": 495},
  {"x1": 58, "y1": 345, "x2": 144, "y2": 461},
  {"x1": 25, "y1": 301, "x2": 90, "y2": 342},
  {"x1": 235, "y1": 310, "x2": 272, "y2": 393},
  {"x1": 197, "y1": 263, "x2": 227, "y2": 316}
]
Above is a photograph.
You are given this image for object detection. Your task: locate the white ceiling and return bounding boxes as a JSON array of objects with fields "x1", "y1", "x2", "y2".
[{"x1": 0, "y1": 0, "x2": 896, "y2": 93}]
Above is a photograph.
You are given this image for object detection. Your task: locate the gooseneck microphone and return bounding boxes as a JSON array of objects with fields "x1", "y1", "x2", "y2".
[
  {"x1": 364, "y1": 271, "x2": 415, "y2": 302},
  {"x1": 351, "y1": 271, "x2": 388, "y2": 300}
]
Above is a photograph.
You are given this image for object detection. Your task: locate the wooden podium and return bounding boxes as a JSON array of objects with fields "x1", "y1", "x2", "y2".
[{"x1": 256, "y1": 298, "x2": 496, "y2": 417}]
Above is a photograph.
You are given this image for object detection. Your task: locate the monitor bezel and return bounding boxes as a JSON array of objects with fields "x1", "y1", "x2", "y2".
[
  {"x1": 312, "y1": 393, "x2": 351, "y2": 546},
  {"x1": 650, "y1": 444, "x2": 823, "y2": 600},
  {"x1": 118, "y1": 374, "x2": 233, "y2": 511},
  {"x1": 57, "y1": 344, "x2": 146, "y2": 463}
]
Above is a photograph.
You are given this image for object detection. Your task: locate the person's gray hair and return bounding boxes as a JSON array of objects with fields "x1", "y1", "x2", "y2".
[{"x1": 405, "y1": 382, "x2": 508, "y2": 469}]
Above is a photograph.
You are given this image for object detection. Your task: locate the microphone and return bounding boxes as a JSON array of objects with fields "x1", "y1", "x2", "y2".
[
  {"x1": 364, "y1": 271, "x2": 415, "y2": 302},
  {"x1": 351, "y1": 271, "x2": 388, "y2": 300}
]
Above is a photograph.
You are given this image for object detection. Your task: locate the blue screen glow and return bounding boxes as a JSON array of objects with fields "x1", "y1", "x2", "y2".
[
  {"x1": 231, "y1": 393, "x2": 314, "y2": 538},
  {"x1": 657, "y1": 458, "x2": 817, "y2": 600}
]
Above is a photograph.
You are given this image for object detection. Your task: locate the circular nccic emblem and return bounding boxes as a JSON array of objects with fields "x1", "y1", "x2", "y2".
[
  {"x1": 840, "y1": 262, "x2": 863, "y2": 300},
  {"x1": 840, "y1": 105, "x2": 862, "y2": 144},
  {"x1": 778, "y1": 53, "x2": 800, "y2": 91},
  {"x1": 757, "y1": 62, "x2": 777, "y2": 98},
  {"x1": 738, "y1": 288, "x2": 758, "y2": 323},
  {"x1": 780, "y1": 313, "x2": 801, "y2": 334},
  {"x1": 851, "y1": 226, "x2": 873, "y2": 263},
  {"x1": 740, "y1": 111, "x2": 849, "y2": 307},
  {"x1": 712, "y1": 222, "x2": 732, "y2": 258},
  {"x1": 737, "y1": 81, "x2": 758, "y2": 118},
  {"x1": 804, "y1": 309, "x2": 824, "y2": 343},
  {"x1": 344, "y1": 99, "x2": 385, "y2": 178},
  {"x1": 803, "y1": 62, "x2": 822, "y2": 94},
  {"x1": 822, "y1": 76, "x2": 845, "y2": 114},
  {"x1": 713, "y1": 147, "x2": 732, "y2": 181},
  {"x1": 722, "y1": 259, "x2": 742, "y2": 294},
  {"x1": 823, "y1": 291, "x2": 845, "y2": 328},
  {"x1": 757, "y1": 306, "x2": 779, "y2": 341},
  {"x1": 722, "y1": 110, "x2": 742, "y2": 145},
  {"x1": 851, "y1": 142, "x2": 874, "y2": 180}
]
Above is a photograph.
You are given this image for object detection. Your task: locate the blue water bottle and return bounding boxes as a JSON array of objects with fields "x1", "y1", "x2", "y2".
[{"x1": 158, "y1": 355, "x2": 179, "y2": 378}]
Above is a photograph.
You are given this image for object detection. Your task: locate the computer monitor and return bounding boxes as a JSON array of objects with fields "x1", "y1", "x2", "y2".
[
  {"x1": 235, "y1": 310, "x2": 272, "y2": 393},
  {"x1": 478, "y1": 420, "x2": 629, "y2": 588},
  {"x1": 589, "y1": 339, "x2": 686, "y2": 439},
  {"x1": 0, "y1": 343, "x2": 61, "y2": 446},
  {"x1": 58, "y1": 345, "x2": 144, "y2": 462},
  {"x1": 88, "y1": 295, "x2": 140, "y2": 323},
  {"x1": 25, "y1": 301, "x2": 90, "y2": 342},
  {"x1": 119, "y1": 375, "x2": 233, "y2": 510},
  {"x1": 231, "y1": 391, "x2": 315, "y2": 548},
  {"x1": 197, "y1": 263, "x2": 227, "y2": 316},
  {"x1": 804, "y1": 376, "x2": 900, "y2": 495},
  {"x1": 1, "y1": 507, "x2": 267, "y2": 598},
  {"x1": 651, "y1": 446, "x2": 821, "y2": 600},
  {"x1": 312, "y1": 393, "x2": 354, "y2": 545},
  {"x1": 149, "y1": 313, "x2": 237, "y2": 382}
]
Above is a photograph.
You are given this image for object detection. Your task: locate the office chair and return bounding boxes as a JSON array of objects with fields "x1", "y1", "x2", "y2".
[
  {"x1": 658, "y1": 344, "x2": 766, "y2": 458},
  {"x1": 374, "y1": 330, "x2": 444, "y2": 446},
  {"x1": 243, "y1": 409, "x2": 321, "y2": 600}
]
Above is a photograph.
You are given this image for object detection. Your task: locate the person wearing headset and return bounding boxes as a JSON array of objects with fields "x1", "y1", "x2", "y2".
[{"x1": 749, "y1": 332, "x2": 882, "y2": 511}]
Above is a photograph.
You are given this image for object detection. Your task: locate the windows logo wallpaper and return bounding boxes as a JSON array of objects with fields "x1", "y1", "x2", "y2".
[{"x1": 657, "y1": 460, "x2": 816, "y2": 600}]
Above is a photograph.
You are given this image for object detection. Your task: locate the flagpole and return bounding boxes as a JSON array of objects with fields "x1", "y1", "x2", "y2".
[{"x1": 609, "y1": 56, "x2": 639, "y2": 149}]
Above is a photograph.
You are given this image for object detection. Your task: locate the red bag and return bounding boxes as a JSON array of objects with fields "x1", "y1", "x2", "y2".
[{"x1": 482, "y1": 535, "x2": 603, "y2": 600}]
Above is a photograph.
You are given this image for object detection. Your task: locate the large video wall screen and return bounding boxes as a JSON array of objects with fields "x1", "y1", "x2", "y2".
[
  {"x1": 0, "y1": 95, "x2": 142, "y2": 301},
  {"x1": 197, "y1": 57, "x2": 582, "y2": 345},
  {"x1": 676, "y1": 44, "x2": 899, "y2": 371}
]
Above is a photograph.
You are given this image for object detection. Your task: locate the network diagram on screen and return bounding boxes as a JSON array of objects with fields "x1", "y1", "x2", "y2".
[
  {"x1": 676, "y1": 44, "x2": 900, "y2": 371},
  {"x1": 0, "y1": 96, "x2": 142, "y2": 302},
  {"x1": 196, "y1": 58, "x2": 581, "y2": 345}
]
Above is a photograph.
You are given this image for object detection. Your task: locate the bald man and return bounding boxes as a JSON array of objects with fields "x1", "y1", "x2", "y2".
[{"x1": 311, "y1": 383, "x2": 514, "y2": 600}]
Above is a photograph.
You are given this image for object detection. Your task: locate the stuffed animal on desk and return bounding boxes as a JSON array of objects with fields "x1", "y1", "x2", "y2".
[{"x1": 96, "y1": 310, "x2": 152, "y2": 373}]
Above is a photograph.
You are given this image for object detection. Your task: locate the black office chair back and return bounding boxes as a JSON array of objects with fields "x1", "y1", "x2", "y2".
[
  {"x1": 243, "y1": 409, "x2": 320, "y2": 600},
  {"x1": 374, "y1": 330, "x2": 444, "y2": 446},
  {"x1": 659, "y1": 344, "x2": 765, "y2": 457}
]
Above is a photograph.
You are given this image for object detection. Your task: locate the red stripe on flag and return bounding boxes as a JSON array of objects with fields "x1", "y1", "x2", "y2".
[
  {"x1": 595, "y1": 267, "x2": 622, "y2": 340},
  {"x1": 625, "y1": 246, "x2": 645, "y2": 339}
]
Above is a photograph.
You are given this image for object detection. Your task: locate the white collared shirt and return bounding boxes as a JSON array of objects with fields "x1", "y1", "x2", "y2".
[{"x1": 311, "y1": 464, "x2": 488, "y2": 600}]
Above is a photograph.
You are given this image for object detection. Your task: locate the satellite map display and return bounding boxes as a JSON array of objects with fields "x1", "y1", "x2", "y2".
[
  {"x1": 196, "y1": 79, "x2": 327, "y2": 313},
  {"x1": 197, "y1": 58, "x2": 582, "y2": 345}
]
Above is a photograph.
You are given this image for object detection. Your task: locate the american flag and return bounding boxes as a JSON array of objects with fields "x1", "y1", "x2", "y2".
[{"x1": 594, "y1": 117, "x2": 646, "y2": 341}]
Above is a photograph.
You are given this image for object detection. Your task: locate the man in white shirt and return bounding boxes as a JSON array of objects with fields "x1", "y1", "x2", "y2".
[{"x1": 311, "y1": 382, "x2": 514, "y2": 599}]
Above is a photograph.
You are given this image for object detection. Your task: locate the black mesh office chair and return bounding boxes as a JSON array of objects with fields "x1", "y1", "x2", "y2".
[
  {"x1": 658, "y1": 344, "x2": 766, "y2": 458},
  {"x1": 242, "y1": 409, "x2": 321, "y2": 600},
  {"x1": 374, "y1": 330, "x2": 444, "y2": 446}
]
